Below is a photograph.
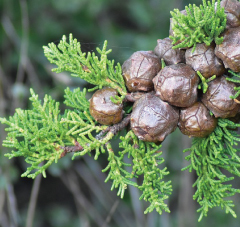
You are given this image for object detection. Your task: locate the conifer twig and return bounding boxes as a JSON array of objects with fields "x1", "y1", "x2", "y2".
[
  {"x1": 170, "y1": 0, "x2": 226, "y2": 51},
  {"x1": 96, "y1": 115, "x2": 131, "y2": 140},
  {"x1": 60, "y1": 141, "x2": 84, "y2": 158},
  {"x1": 61, "y1": 115, "x2": 131, "y2": 158}
]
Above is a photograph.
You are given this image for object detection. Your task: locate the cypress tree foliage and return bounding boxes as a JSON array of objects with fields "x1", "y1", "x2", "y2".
[
  {"x1": 197, "y1": 71, "x2": 216, "y2": 93},
  {"x1": 183, "y1": 118, "x2": 240, "y2": 221},
  {"x1": 183, "y1": 69, "x2": 240, "y2": 221},
  {"x1": 43, "y1": 34, "x2": 127, "y2": 103},
  {"x1": 226, "y1": 70, "x2": 240, "y2": 99},
  {"x1": 0, "y1": 34, "x2": 171, "y2": 215},
  {"x1": 1, "y1": 6, "x2": 240, "y2": 219},
  {"x1": 1, "y1": 90, "x2": 73, "y2": 178},
  {"x1": 170, "y1": 0, "x2": 227, "y2": 51}
]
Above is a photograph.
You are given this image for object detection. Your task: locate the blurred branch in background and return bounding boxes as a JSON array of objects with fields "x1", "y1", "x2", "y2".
[
  {"x1": 60, "y1": 171, "x2": 106, "y2": 227},
  {"x1": 26, "y1": 168, "x2": 42, "y2": 227},
  {"x1": 6, "y1": 182, "x2": 19, "y2": 227},
  {"x1": 1, "y1": 12, "x2": 42, "y2": 98},
  {"x1": 178, "y1": 135, "x2": 196, "y2": 227}
]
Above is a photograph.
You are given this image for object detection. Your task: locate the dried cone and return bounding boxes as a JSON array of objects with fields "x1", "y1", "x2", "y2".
[
  {"x1": 202, "y1": 76, "x2": 240, "y2": 118},
  {"x1": 215, "y1": 27, "x2": 240, "y2": 72},
  {"x1": 186, "y1": 43, "x2": 225, "y2": 78},
  {"x1": 154, "y1": 38, "x2": 185, "y2": 65},
  {"x1": 178, "y1": 102, "x2": 217, "y2": 138},
  {"x1": 153, "y1": 63, "x2": 199, "y2": 107},
  {"x1": 90, "y1": 88, "x2": 123, "y2": 125},
  {"x1": 122, "y1": 51, "x2": 161, "y2": 92},
  {"x1": 130, "y1": 93, "x2": 179, "y2": 142},
  {"x1": 220, "y1": 0, "x2": 240, "y2": 28}
]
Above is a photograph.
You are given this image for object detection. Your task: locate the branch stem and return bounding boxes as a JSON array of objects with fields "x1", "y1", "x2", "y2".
[
  {"x1": 96, "y1": 115, "x2": 131, "y2": 140},
  {"x1": 60, "y1": 115, "x2": 131, "y2": 158}
]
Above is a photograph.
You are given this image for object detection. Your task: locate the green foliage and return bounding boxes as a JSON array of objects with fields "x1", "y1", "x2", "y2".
[
  {"x1": 0, "y1": 86, "x2": 110, "y2": 178},
  {"x1": 43, "y1": 34, "x2": 127, "y2": 102},
  {"x1": 0, "y1": 89, "x2": 73, "y2": 178},
  {"x1": 2, "y1": 30, "x2": 240, "y2": 221},
  {"x1": 63, "y1": 87, "x2": 90, "y2": 112},
  {"x1": 0, "y1": 88, "x2": 171, "y2": 215},
  {"x1": 161, "y1": 58, "x2": 166, "y2": 68},
  {"x1": 1, "y1": 36, "x2": 172, "y2": 214},
  {"x1": 170, "y1": 0, "x2": 226, "y2": 51},
  {"x1": 226, "y1": 70, "x2": 240, "y2": 99},
  {"x1": 197, "y1": 71, "x2": 216, "y2": 93},
  {"x1": 183, "y1": 118, "x2": 240, "y2": 221},
  {"x1": 103, "y1": 130, "x2": 172, "y2": 215}
]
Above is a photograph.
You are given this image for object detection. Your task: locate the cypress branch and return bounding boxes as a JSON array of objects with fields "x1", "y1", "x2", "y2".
[
  {"x1": 170, "y1": 0, "x2": 226, "y2": 51},
  {"x1": 2, "y1": 12, "x2": 240, "y2": 219},
  {"x1": 183, "y1": 118, "x2": 240, "y2": 221},
  {"x1": 1, "y1": 89, "x2": 74, "y2": 178},
  {"x1": 43, "y1": 34, "x2": 127, "y2": 101},
  {"x1": 226, "y1": 70, "x2": 240, "y2": 99}
]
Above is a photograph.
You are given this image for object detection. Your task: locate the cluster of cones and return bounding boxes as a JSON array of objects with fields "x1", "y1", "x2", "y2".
[{"x1": 90, "y1": 0, "x2": 240, "y2": 143}]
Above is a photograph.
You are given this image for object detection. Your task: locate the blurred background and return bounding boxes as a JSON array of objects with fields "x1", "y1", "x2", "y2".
[{"x1": 1, "y1": 0, "x2": 240, "y2": 226}]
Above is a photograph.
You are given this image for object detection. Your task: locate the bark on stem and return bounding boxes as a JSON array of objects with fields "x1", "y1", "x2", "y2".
[{"x1": 60, "y1": 115, "x2": 131, "y2": 158}]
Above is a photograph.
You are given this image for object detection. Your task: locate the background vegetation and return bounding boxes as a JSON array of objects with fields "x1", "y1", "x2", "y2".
[{"x1": 1, "y1": 0, "x2": 240, "y2": 226}]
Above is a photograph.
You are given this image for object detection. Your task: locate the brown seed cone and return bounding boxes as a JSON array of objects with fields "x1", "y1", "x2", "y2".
[
  {"x1": 122, "y1": 51, "x2": 161, "y2": 92},
  {"x1": 131, "y1": 93, "x2": 179, "y2": 142},
  {"x1": 201, "y1": 76, "x2": 240, "y2": 118},
  {"x1": 153, "y1": 63, "x2": 199, "y2": 107},
  {"x1": 178, "y1": 102, "x2": 217, "y2": 138},
  {"x1": 154, "y1": 38, "x2": 185, "y2": 65},
  {"x1": 220, "y1": 0, "x2": 240, "y2": 28},
  {"x1": 215, "y1": 27, "x2": 240, "y2": 72},
  {"x1": 186, "y1": 43, "x2": 225, "y2": 78},
  {"x1": 89, "y1": 88, "x2": 123, "y2": 125}
]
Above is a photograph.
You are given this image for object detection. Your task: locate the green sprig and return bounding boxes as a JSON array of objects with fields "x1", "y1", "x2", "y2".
[
  {"x1": 0, "y1": 89, "x2": 74, "y2": 178},
  {"x1": 161, "y1": 58, "x2": 166, "y2": 68},
  {"x1": 226, "y1": 70, "x2": 240, "y2": 99},
  {"x1": 63, "y1": 87, "x2": 90, "y2": 112},
  {"x1": 102, "y1": 142, "x2": 137, "y2": 198},
  {"x1": 2, "y1": 25, "x2": 240, "y2": 221},
  {"x1": 197, "y1": 71, "x2": 216, "y2": 93},
  {"x1": 43, "y1": 34, "x2": 127, "y2": 101},
  {"x1": 120, "y1": 131, "x2": 172, "y2": 215},
  {"x1": 170, "y1": 0, "x2": 226, "y2": 51},
  {"x1": 183, "y1": 118, "x2": 240, "y2": 221},
  {"x1": 60, "y1": 110, "x2": 109, "y2": 160}
]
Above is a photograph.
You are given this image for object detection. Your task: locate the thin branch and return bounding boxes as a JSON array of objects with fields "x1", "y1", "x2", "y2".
[
  {"x1": 96, "y1": 114, "x2": 131, "y2": 140},
  {"x1": 60, "y1": 171, "x2": 106, "y2": 227},
  {"x1": 60, "y1": 115, "x2": 131, "y2": 158},
  {"x1": 60, "y1": 141, "x2": 83, "y2": 158},
  {"x1": 1, "y1": 15, "x2": 42, "y2": 93},
  {"x1": 102, "y1": 200, "x2": 120, "y2": 227},
  {"x1": 74, "y1": 163, "x2": 132, "y2": 227},
  {"x1": 6, "y1": 183, "x2": 19, "y2": 227},
  {"x1": 26, "y1": 172, "x2": 42, "y2": 227},
  {"x1": 82, "y1": 156, "x2": 133, "y2": 227}
]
